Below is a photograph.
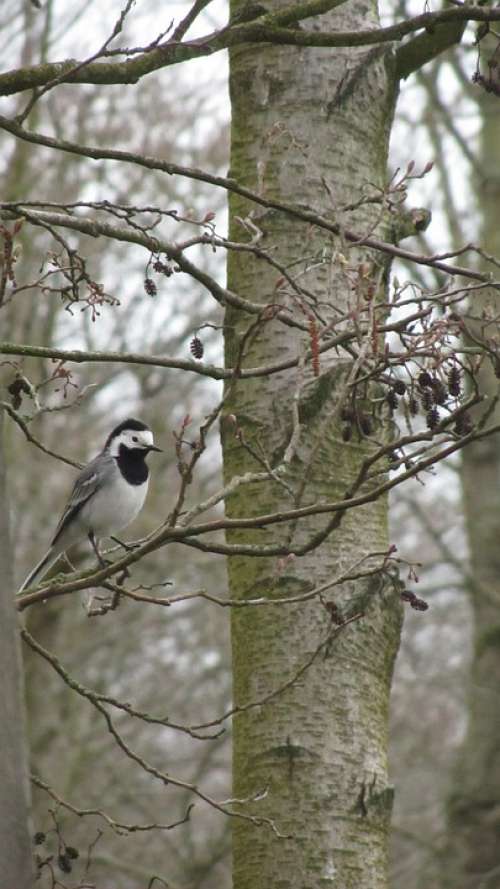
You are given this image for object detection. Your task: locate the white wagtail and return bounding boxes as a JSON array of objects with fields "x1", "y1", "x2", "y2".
[{"x1": 18, "y1": 418, "x2": 161, "y2": 592}]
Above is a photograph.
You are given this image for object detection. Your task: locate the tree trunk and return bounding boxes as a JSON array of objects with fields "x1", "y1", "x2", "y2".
[
  {"x1": 222, "y1": 3, "x2": 402, "y2": 888},
  {"x1": 0, "y1": 410, "x2": 34, "y2": 889},
  {"x1": 443, "y1": 51, "x2": 500, "y2": 889}
]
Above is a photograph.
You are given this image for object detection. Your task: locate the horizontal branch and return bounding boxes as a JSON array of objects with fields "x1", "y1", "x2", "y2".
[
  {"x1": 1, "y1": 169, "x2": 496, "y2": 287},
  {"x1": 0, "y1": 341, "x2": 229, "y2": 380},
  {"x1": 1, "y1": 5, "x2": 499, "y2": 96},
  {"x1": 17, "y1": 408, "x2": 500, "y2": 610},
  {"x1": 395, "y1": 19, "x2": 466, "y2": 81},
  {"x1": 0, "y1": 204, "x2": 308, "y2": 331},
  {"x1": 32, "y1": 773, "x2": 194, "y2": 835},
  {"x1": 118, "y1": 551, "x2": 388, "y2": 609},
  {"x1": 22, "y1": 627, "x2": 289, "y2": 836},
  {"x1": 237, "y1": 6, "x2": 491, "y2": 51},
  {"x1": 0, "y1": 309, "x2": 417, "y2": 382},
  {"x1": 22, "y1": 628, "x2": 222, "y2": 741}
]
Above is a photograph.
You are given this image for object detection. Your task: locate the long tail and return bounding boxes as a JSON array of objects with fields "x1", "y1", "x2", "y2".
[{"x1": 18, "y1": 547, "x2": 62, "y2": 593}]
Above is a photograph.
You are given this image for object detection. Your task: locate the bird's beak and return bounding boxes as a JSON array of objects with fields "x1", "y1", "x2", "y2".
[{"x1": 148, "y1": 444, "x2": 162, "y2": 453}]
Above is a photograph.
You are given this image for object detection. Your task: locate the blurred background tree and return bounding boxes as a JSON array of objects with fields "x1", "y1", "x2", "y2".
[{"x1": 388, "y1": 6, "x2": 500, "y2": 888}]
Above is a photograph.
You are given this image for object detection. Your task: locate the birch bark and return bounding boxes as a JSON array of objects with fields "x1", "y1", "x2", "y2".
[{"x1": 222, "y1": 2, "x2": 402, "y2": 887}]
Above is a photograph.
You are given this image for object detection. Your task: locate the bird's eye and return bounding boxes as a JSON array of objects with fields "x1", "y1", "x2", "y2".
[{"x1": 132, "y1": 436, "x2": 138, "y2": 442}]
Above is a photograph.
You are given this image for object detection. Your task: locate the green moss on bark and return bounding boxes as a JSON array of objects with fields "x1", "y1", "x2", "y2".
[{"x1": 224, "y1": 3, "x2": 402, "y2": 888}]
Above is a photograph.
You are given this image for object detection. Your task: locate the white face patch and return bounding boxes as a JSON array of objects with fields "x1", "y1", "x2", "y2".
[{"x1": 109, "y1": 428, "x2": 154, "y2": 456}]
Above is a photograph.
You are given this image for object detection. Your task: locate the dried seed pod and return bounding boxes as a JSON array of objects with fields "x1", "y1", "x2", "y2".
[
  {"x1": 408, "y1": 396, "x2": 419, "y2": 416},
  {"x1": 359, "y1": 414, "x2": 372, "y2": 436},
  {"x1": 447, "y1": 365, "x2": 461, "y2": 397},
  {"x1": 418, "y1": 370, "x2": 433, "y2": 388},
  {"x1": 8, "y1": 377, "x2": 26, "y2": 409},
  {"x1": 386, "y1": 390, "x2": 399, "y2": 412},
  {"x1": 308, "y1": 317, "x2": 320, "y2": 377},
  {"x1": 340, "y1": 406, "x2": 353, "y2": 422},
  {"x1": 400, "y1": 590, "x2": 416, "y2": 604},
  {"x1": 431, "y1": 379, "x2": 447, "y2": 406},
  {"x1": 144, "y1": 277, "x2": 157, "y2": 297},
  {"x1": 426, "y1": 406, "x2": 440, "y2": 430},
  {"x1": 454, "y1": 412, "x2": 473, "y2": 436},
  {"x1": 58, "y1": 854, "x2": 72, "y2": 874},
  {"x1": 153, "y1": 259, "x2": 173, "y2": 276},
  {"x1": 190, "y1": 336, "x2": 204, "y2": 360},
  {"x1": 411, "y1": 596, "x2": 429, "y2": 612},
  {"x1": 421, "y1": 389, "x2": 433, "y2": 412}
]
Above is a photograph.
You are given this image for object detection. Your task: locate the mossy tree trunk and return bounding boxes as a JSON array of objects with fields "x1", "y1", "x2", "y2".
[
  {"x1": 222, "y1": 2, "x2": 402, "y2": 888},
  {"x1": 444, "y1": 49, "x2": 500, "y2": 889}
]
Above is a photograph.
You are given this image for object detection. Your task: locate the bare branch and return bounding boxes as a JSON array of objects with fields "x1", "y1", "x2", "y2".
[
  {"x1": 21, "y1": 628, "x2": 223, "y2": 742},
  {"x1": 32, "y1": 774, "x2": 194, "y2": 835},
  {"x1": 0, "y1": 402, "x2": 82, "y2": 469},
  {"x1": 2, "y1": 5, "x2": 500, "y2": 96},
  {"x1": 190, "y1": 611, "x2": 365, "y2": 731},
  {"x1": 21, "y1": 629, "x2": 288, "y2": 835},
  {"x1": 0, "y1": 167, "x2": 496, "y2": 286}
]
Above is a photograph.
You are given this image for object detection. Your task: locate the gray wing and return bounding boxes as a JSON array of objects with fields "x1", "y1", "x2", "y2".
[{"x1": 51, "y1": 451, "x2": 115, "y2": 546}]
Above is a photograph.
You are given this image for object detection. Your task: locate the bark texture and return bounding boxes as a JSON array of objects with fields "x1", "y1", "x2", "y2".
[
  {"x1": 222, "y1": 2, "x2": 402, "y2": 888},
  {"x1": 0, "y1": 410, "x2": 34, "y2": 889},
  {"x1": 444, "y1": 62, "x2": 500, "y2": 889}
]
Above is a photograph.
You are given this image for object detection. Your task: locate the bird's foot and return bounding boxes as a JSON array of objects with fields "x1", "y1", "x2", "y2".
[
  {"x1": 110, "y1": 535, "x2": 140, "y2": 552},
  {"x1": 116, "y1": 565, "x2": 131, "y2": 585}
]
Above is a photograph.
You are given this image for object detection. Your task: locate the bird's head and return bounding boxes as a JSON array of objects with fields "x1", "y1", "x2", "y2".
[{"x1": 105, "y1": 418, "x2": 162, "y2": 457}]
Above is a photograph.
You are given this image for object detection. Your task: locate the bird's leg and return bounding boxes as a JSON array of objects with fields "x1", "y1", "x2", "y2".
[
  {"x1": 110, "y1": 535, "x2": 139, "y2": 552},
  {"x1": 63, "y1": 553, "x2": 76, "y2": 572},
  {"x1": 108, "y1": 538, "x2": 133, "y2": 583},
  {"x1": 88, "y1": 531, "x2": 110, "y2": 568}
]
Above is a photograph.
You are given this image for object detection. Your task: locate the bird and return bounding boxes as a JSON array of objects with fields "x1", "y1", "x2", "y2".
[{"x1": 18, "y1": 418, "x2": 162, "y2": 592}]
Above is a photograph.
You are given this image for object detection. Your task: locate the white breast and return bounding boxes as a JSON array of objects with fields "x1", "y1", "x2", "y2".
[{"x1": 82, "y1": 473, "x2": 149, "y2": 538}]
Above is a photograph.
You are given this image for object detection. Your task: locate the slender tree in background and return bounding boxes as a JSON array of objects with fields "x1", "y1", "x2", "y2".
[
  {"x1": 382, "y1": 16, "x2": 500, "y2": 887},
  {"x1": 444, "y1": 32, "x2": 500, "y2": 889},
  {"x1": 2, "y1": 3, "x2": 500, "y2": 888},
  {"x1": 0, "y1": 410, "x2": 34, "y2": 889}
]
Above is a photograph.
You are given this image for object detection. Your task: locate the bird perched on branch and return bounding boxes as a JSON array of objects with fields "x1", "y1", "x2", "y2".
[{"x1": 18, "y1": 418, "x2": 161, "y2": 592}]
